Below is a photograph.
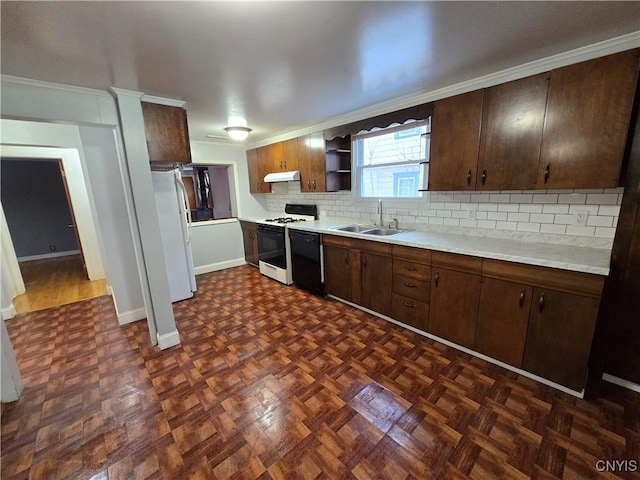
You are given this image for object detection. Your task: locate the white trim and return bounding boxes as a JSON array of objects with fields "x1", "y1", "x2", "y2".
[
  {"x1": 117, "y1": 307, "x2": 147, "y2": 326},
  {"x1": 17, "y1": 250, "x2": 80, "y2": 262},
  {"x1": 190, "y1": 217, "x2": 238, "y2": 228},
  {"x1": 157, "y1": 330, "x2": 181, "y2": 350},
  {"x1": 194, "y1": 257, "x2": 246, "y2": 276},
  {"x1": 602, "y1": 373, "x2": 640, "y2": 394},
  {"x1": 106, "y1": 284, "x2": 114, "y2": 297},
  {"x1": 140, "y1": 95, "x2": 186, "y2": 108},
  {"x1": 109, "y1": 87, "x2": 144, "y2": 99},
  {"x1": 247, "y1": 31, "x2": 640, "y2": 149},
  {"x1": 1, "y1": 304, "x2": 17, "y2": 321},
  {"x1": 0, "y1": 74, "x2": 112, "y2": 97},
  {"x1": 327, "y1": 294, "x2": 585, "y2": 398}
]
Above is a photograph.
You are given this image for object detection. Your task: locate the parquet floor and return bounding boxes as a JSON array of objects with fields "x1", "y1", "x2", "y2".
[
  {"x1": 2, "y1": 265, "x2": 639, "y2": 479},
  {"x1": 13, "y1": 255, "x2": 107, "y2": 314}
]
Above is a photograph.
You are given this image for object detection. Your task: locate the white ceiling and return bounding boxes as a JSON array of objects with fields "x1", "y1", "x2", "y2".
[{"x1": 1, "y1": 1, "x2": 639, "y2": 144}]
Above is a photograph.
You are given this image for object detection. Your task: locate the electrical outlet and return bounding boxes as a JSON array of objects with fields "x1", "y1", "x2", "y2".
[
  {"x1": 573, "y1": 210, "x2": 589, "y2": 226},
  {"x1": 49, "y1": 245, "x2": 56, "y2": 251},
  {"x1": 466, "y1": 208, "x2": 477, "y2": 220}
]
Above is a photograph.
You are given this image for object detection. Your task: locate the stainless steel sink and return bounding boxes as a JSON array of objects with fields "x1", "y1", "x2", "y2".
[
  {"x1": 361, "y1": 228, "x2": 404, "y2": 236},
  {"x1": 334, "y1": 224, "x2": 376, "y2": 233}
]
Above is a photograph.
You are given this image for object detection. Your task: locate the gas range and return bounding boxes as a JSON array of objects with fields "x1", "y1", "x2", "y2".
[{"x1": 256, "y1": 204, "x2": 318, "y2": 284}]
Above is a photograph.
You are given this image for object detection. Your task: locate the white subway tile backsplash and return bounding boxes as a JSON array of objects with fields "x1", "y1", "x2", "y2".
[
  {"x1": 270, "y1": 185, "x2": 619, "y2": 245},
  {"x1": 558, "y1": 193, "x2": 586, "y2": 204},
  {"x1": 586, "y1": 193, "x2": 618, "y2": 205}
]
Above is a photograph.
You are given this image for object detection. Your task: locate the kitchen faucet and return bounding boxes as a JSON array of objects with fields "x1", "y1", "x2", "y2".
[{"x1": 378, "y1": 198, "x2": 383, "y2": 226}]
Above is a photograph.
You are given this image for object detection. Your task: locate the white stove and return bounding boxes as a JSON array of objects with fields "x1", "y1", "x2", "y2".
[{"x1": 256, "y1": 204, "x2": 318, "y2": 284}]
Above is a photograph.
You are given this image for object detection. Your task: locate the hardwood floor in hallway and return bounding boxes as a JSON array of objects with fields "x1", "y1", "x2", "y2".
[
  {"x1": 1, "y1": 265, "x2": 639, "y2": 479},
  {"x1": 12, "y1": 254, "x2": 107, "y2": 314}
]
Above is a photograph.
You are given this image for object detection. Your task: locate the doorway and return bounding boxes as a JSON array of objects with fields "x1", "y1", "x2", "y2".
[{"x1": 1, "y1": 157, "x2": 106, "y2": 313}]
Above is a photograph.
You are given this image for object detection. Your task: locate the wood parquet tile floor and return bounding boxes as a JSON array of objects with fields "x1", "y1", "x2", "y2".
[{"x1": 2, "y1": 265, "x2": 639, "y2": 479}]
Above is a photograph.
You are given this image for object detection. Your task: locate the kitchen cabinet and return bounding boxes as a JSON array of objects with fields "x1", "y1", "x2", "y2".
[
  {"x1": 429, "y1": 90, "x2": 484, "y2": 191},
  {"x1": 141, "y1": 102, "x2": 192, "y2": 169},
  {"x1": 246, "y1": 148, "x2": 271, "y2": 194},
  {"x1": 298, "y1": 132, "x2": 327, "y2": 192},
  {"x1": 324, "y1": 135, "x2": 352, "y2": 192},
  {"x1": 391, "y1": 245, "x2": 431, "y2": 331},
  {"x1": 323, "y1": 235, "x2": 392, "y2": 316},
  {"x1": 279, "y1": 137, "x2": 299, "y2": 172},
  {"x1": 239, "y1": 220, "x2": 259, "y2": 267},
  {"x1": 537, "y1": 50, "x2": 639, "y2": 189},
  {"x1": 476, "y1": 277, "x2": 532, "y2": 368},
  {"x1": 428, "y1": 252, "x2": 482, "y2": 349},
  {"x1": 478, "y1": 73, "x2": 549, "y2": 190}
]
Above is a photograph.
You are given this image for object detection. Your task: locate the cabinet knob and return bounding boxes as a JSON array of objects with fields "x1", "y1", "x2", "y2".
[
  {"x1": 467, "y1": 169, "x2": 472, "y2": 186},
  {"x1": 344, "y1": 253, "x2": 349, "y2": 265},
  {"x1": 434, "y1": 272, "x2": 440, "y2": 287},
  {"x1": 543, "y1": 163, "x2": 550, "y2": 184},
  {"x1": 307, "y1": 179, "x2": 311, "y2": 189},
  {"x1": 402, "y1": 301, "x2": 416, "y2": 308},
  {"x1": 481, "y1": 168, "x2": 487, "y2": 186},
  {"x1": 283, "y1": 160, "x2": 286, "y2": 169},
  {"x1": 362, "y1": 255, "x2": 368, "y2": 268},
  {"x1": 312, "y1": 179, "x2": 316, "y2": 190},
  {"x1": 519, "y1": 289, "x2": 525, "y2": 308},
  {"x1": 539, "y1": 293, "x2": 545, "y2": 312}
]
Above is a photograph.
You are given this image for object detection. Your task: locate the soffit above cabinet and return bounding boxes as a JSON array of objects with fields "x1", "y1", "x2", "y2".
[{"x1": 1, "y1": 2, "x2": 639, "y2": 144}]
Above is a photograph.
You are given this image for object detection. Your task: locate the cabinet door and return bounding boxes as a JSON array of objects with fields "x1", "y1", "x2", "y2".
[
  {"x1": 476, "y1": 278, "x2": 532, "y2": 367},
  {"x1": 308, "y1": 132, "x2": 327, "y2": 192},
  {"x1": 478, "y1": 74, "x2": 549, "y2": 190},
  {"x1": 240, "y1": 221, "x2": 258, "y2": 267},
  {"x1": 429, "y1": 268, "x2": 481, "y2": 349},
  {"x1": 141, "y1": 102, "x2": 192, "y2": 165},
  {"x1": 538, "y1": 50, "x2": 639, "y2": 189},
  {"x1": 268, "y1": 142, "x2": 284, "y2": 173},
  {"x1": 429, "y1": 90, "x2": 484, "y2": 191},
  {"x1": 360, "y1": 251, "x2": 392, "y2": 317},
  {"x1": 246, "y1": 149, "x2": 263, "y2": 194},
  {"x1": 281, "y1": 138, "x2": 299, "y2": 172},
  {"x1": 523, "y1": 288, "x2": 600, "y2": 391},
  {"x1": 323, "y1": 245, "x2": 352, "y2": 301},
  {"x1": 255, "y1": 146, "x2": 272, "y2": 193}
]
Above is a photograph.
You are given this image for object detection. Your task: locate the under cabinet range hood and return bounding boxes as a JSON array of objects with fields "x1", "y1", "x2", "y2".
[{"x1": 263, "y1": 170, "x2": 300, "y2": 183}]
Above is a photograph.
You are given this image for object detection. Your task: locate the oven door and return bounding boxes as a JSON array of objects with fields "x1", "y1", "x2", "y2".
[{"x1": 257, "y1": 224, "x2": 287, "y2": 270}]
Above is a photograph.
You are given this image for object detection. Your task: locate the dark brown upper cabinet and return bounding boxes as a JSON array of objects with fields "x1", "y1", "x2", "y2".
[
  {"x1": 478, "y1": 73, "x2": 549, "y2": 190},
  {"x1": 429, "y1": 90, "x2": 484, "y2": 191},
  {"x1": 537, "y1": 50, "x2": 639, "y2": 189},
  {"x1": 141, "y1": 102, "x2": 192, "y2": 169}
]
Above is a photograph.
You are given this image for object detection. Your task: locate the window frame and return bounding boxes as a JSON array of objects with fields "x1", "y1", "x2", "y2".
[{"x1": 352, "y1": 119, "x2": 430, "y2": 202}]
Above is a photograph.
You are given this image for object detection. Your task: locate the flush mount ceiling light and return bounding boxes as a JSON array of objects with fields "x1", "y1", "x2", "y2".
[{"x1": 224, "y1": 126, "x2": 252, "y2": 141}]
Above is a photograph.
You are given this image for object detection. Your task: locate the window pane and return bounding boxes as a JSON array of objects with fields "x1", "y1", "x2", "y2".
[
  {"x1": 361, "y1": 125, "x2": 427, "y2": 166},
  {"x1": 361, "y1": 163, "x2": 423, "y2": 198}
]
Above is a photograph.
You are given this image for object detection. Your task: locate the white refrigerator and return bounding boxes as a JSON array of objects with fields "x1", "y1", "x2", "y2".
[{"x1": 151, "y1": 170, "x2": 197, "y2": 302}]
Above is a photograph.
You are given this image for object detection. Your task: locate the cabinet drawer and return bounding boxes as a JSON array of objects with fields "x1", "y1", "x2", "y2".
[
  {"x1": 392, "y1": 245, "x2": 431, "y2": 265},
  {"x1": 432, "y1": 251, "x2": 483, "y2": 274},
  {"x1": 393, "y1": 259, "x2": 431, "y2": 281},
  {"x1": 393, "y1": 274, "x2": 430, "y2": 301},
  {"x1": 392, "y1": 293, "x2": 429, "y2": 332},
  {"x1": 352, "y1": 239, "x2": 393, "y2": 256},
  {"x1": 322, "y1": 234, "x2": 353, "y2": 248}
]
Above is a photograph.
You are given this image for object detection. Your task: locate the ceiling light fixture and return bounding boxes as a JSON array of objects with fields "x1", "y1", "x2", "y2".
[{"x1": 224, "y1": 126, "x2": 252, "y2": 141}]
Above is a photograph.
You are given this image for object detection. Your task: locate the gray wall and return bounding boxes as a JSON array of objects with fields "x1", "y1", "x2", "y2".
[{"x1": 1, "y1": 159, "x2": 79, "y2": 258}]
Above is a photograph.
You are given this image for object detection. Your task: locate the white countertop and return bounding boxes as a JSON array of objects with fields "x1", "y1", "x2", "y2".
[{"x1": 239, "y1": 216, "x2": 612, "y2": 275}]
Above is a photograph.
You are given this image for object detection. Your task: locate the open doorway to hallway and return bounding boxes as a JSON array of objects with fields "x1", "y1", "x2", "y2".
[{"x1": 1, "y1": 158, "x2": 107, "y2": 313}]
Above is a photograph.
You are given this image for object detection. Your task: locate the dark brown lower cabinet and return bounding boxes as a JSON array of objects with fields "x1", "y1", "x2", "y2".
[
  {"x1": 323, "y1": 244, "x2": 352, "y2": 301},
  {"x1": 360, "y1": 251, "x2": 392, "y2": 317},
  {"x1": 523, "y1": 288, "x2": 601, "y2": 391},
  {"x1": 476, "y1": 278, "x2": 532, "y2": 367},
  {"x1": 239, "y1": 220, "x2": 259, "y2": 267},
  {"x1": 392, "y1": 293, "x2": 429, "y2": 331},
  {"x1": 429, "y1": 253, "x2": 482, "y2": 349}
]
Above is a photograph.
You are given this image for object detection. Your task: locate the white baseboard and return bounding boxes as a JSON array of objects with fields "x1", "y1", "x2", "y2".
[
  {"x1": 194, "y1": 257, "x2": 246, "y2": 276},
  {"x1": 157, "y1": 330, "x2": 181, "y2": 350},
  {"x1": 1, "y1": 303, "x2": 17, "y2": 320},
  {"x1": 117, "y1": 307, "x2": 146, "y2": 326},
  {"x1": 602, "y1": 373, "x2": 640, "y2": 393},
  {"x1": 17, "y1": 250, "x2": 80, "y2": 262}
]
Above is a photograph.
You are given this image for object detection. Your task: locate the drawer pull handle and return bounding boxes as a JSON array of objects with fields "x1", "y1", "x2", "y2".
[
  {"x1": 539, "y1": 293, "x2": 545, "y2": 313},
  {"x1": 481, "y1": 168, "x2": 487, "y2": 186},
  {"x1": 363, "y1": 255, "x2": 368, "y2": 268},
  {"x1": 403, "y1": 302, "x2": 416, "y2": 308},
  {"x1": 519, "y1": 290, "x2": 525, "y2": 308},
  {"x1": 344, "y1": 253, "x2": 349, "y2": 265},
  {"x1": 434, "y1": 272, "x2": 439, "y2": 287},
  {"x1": 543, "y1": 163, "x2": 550, "y2": 184},
  {"x1": 403, "y1": 282, "x2": 417, "y2": 288},
  {"x1": 307, "y1": 179, "x2": 311, "y2": 189},
  {"x1": 403, "y1": 265, "x2": 417, "y2": 271},
  {"x1": 312, "y1": 179, "x2": 316, "y2": 190},
  {"x1": 466, "y1": 169, "x2": 472, "y2": 186}
]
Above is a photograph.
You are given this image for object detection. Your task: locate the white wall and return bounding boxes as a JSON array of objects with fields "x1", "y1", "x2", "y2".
[{"x1": 191, "y1": 220, "x2": 245, "y2": 275}]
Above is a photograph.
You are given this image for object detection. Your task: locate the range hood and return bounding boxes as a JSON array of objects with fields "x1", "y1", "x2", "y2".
[{"x1": 264, "y1": 170, "x2": 300, "y2": 183}]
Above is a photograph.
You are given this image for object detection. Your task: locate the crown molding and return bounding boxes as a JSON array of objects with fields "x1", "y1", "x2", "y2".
[
  {"x1": 0, "y1": 74, "x2": 112, "y2": 97},
  {"x1": 248, "y1": 31, "x2": 640, "y2": 149},
  {"x1": 140, "y1": 95, "x2": 186, "y2": 107},
  {"x1": 110, "y1": 87, "x2": 144, "y2": 99}
]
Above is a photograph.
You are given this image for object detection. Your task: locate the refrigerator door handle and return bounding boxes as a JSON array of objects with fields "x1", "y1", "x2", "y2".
[{"x1": 174, "y1": 171, "x2": 192, "y2": 244}]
